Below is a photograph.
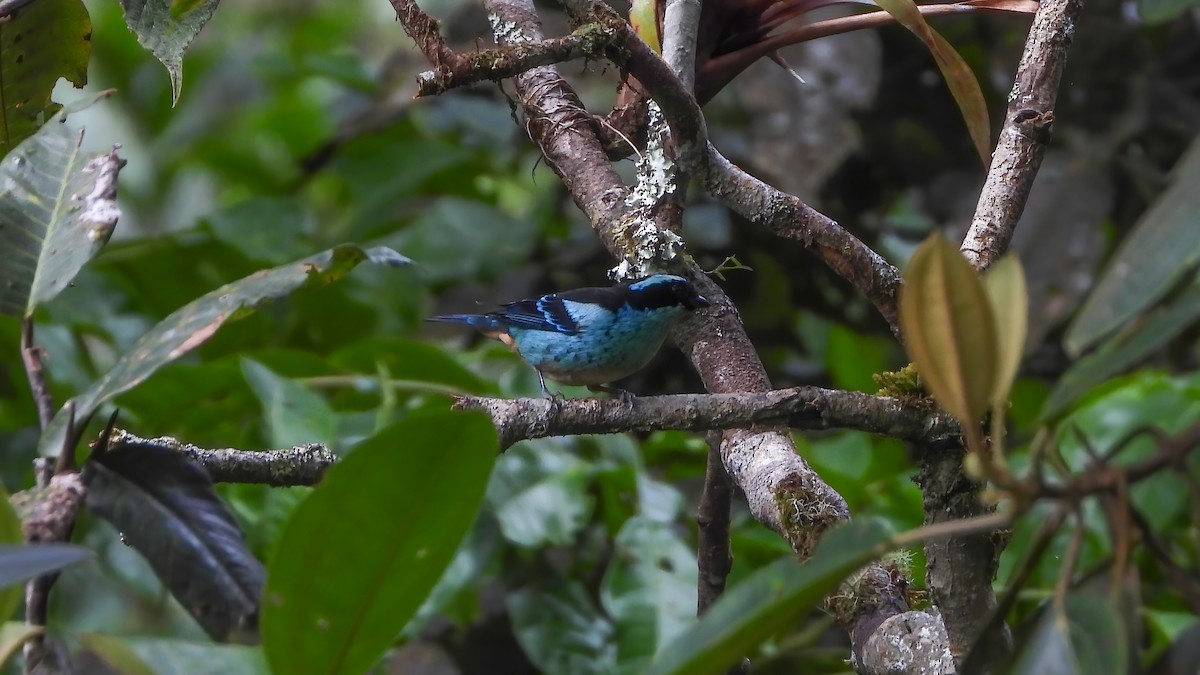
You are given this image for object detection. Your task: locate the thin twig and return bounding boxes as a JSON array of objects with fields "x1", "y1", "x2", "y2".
[{"x1": 20, "y1": 319, "x2": 53, "y2": 431}]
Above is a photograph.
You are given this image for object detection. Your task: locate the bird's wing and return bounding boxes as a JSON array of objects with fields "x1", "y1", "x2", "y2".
[{"x1": 496, "y1": 295, "x2": 580, "y2": 334}]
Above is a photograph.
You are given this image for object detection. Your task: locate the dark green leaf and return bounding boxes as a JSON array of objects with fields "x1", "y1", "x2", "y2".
[
  {"x1": 1066, "y1": 139, "x2": 1200, "y2": 355},
  {"x1": 508, "y1": 581, "x2": 619, "y2": 675},
  {"x1": 0, "y1": 0, "x2": 91, "y2": 156},
  {"x1": 647, "y1": 519, "x2": 893, "y2": 675},
  {"x1": 0, "y1": 112, "x2": 121, "y2": 318},
  {"x1": 260, "y1": 410, "x2": 496, "y2": 675},
  {"x1": 241, "y1": 358, "x2": 336, "y2": 448},
  {"x1": 600, "y1": 517, "x2": 697, "y2": 672},
  {"x1": 204, "y1": 197, "x2": 315, "y2": 265},
  {"x1": 83, "y1": 440, "x2": 264, "y2": 642},
  {"x1": 0, "y1": 481, "x2": 23, "y2": 621},
  {"x1": 120, "y1": 0, "x2": 220, "y2": 104},
  {"x1": 38, "y1": 244, "x2": 409, "y2": 456},
  {"x1": 1042, "y1": 278, "x2": 1200, "y2": 422},
  {"x1": 1009, "y1": 594, "x2": 1127, "y2": 675},
  {"x1": 0, "y1": 543, "x2": 92, "y2": 589},
  {"x1": 488, "y1": 441, "x2": 595, "y2": 548},
  {"x1": 1139, "y1": 0, "x2": 1200, "y2": 25}
]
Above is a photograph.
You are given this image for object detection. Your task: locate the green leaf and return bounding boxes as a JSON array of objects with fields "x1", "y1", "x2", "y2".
[
  {"x1": 508, "y1": 581, "x2": 619, "y2": 675},
  {"x1": 600, "y1": 517, "x2": 697, "y2": 673},
  {"x1": 241, "y1": 358, "x2": 336, "y2": 448},
  {"x1": 872, "y1": 0, "x2": 991, "y2": 165},
  {"x1": 83, "y1": 439, "x2": 264, "y2": 642},
  {"x1": 261, "y1": 410, "x2": 496, "y2": 675},
  {"x1": 0, "y1": 0, "x2": 91, "y2": 156},
  {"x1": 38, "y1": 244, "x2": 409, "y2": 457},
  {"x1": 647, "y1": 519, "x2": 893, "y2": 675},
  {"x1": 1009, "y1": 594, "x2": 1127, "y2": 675},
  {"x1": 900, "y1": 234, "x2": 998, "y2": 426},
  {"x1": 629, "y1": 0, "x2": 661, "y2": 53},
  {"x1": 982, "y1": 255, "x2": 1028, "y2": 405},
  {"x1": 1066, "y1": 139, "x2": 1200, "y2": 355},
  {"x1": 0, "y1": 481, "x2": 23, "y2": 622},
  {"x1": 1041, "y1": 277, "x2": 1200, "y2": 422},
  {"x1": 0, "y1": 112, "x2": 121, "y2": 318},
  {"x1": 119, "y1": 0, "x2": 220, "y2": 105},
  {"x1": 0, "y1": 622, "x2": 42, "y2": 667},
  {"x1": 0, "y1": 544, "x2": 92, "y2": 589},
  {"x1": 80, "y1": 634, "x2": 267, "y2": 675},
  {"x1": 488, "y1": 441, "x2": 595, "y2": 548}
]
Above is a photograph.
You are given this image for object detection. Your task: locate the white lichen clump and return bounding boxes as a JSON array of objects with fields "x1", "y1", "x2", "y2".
[{"x1": 612, "y1": 102, "x2": 684, "y2": 280}]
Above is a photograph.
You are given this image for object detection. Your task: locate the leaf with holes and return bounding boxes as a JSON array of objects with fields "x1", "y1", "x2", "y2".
[
  {"x1": 37, "y1": 245, "x2": 410, "y2": 457},
  {"x1": 0, "y1": 111, "x2": 121, "y2": 319},
  {"x1": 261, "y1": 410, "x2": 496, "y2": 675},
  {"x1": 83, "y1": 439, "x2": 264, "y2": 642},
  {"x1": 120, "y1": 0, "x2": 220, "y2": 104},
  {"x1": 0, "y1": 0, "x2": 91, "y2": 156}
]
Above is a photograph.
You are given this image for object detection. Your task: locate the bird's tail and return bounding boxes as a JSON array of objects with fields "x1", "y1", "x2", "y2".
[{"x1": 426, "y1": 313, "x2": 505, "y2": 332}]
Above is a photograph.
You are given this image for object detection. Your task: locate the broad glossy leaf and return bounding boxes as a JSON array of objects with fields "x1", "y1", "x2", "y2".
[
  {"x1": 1066, "y1": 139, "x2": 1200, "y2": 355},
  {"x1": 873, "y1": 0, "x2": 991, "y2": 164},
  {"x1": 0, "y1": 113, "x2": 121, "y2": 318},
  {"x1": 1042, "y1": 278, "x2": 1200, "y2": 422},
  {"x1": 261, "y1": 410, "x2": 496, "y2": 675},
  {"x1": 0, "y1": 0, "x2": 90, "y2": 156},
  {"x1": 83, "y1": 440, "x2": 264, "y2": 642},
  {"x1": 488, "y1": 441, "x2": 595, "y2": 548},
  {"x1": 0, "y1": 481, "x2": 22, "y2": 621},
  {"x1": 241, "y1": 358, "x2": 336, "y2": 448},
  {"x1": 38, "y1": 244, "x2": 409, "y2": 456},
  {"x1": 0, "y1": 544, "x2": 91, "y2": 589},
  {"x1": 1009, "y1": 594, "x2": 1127, "y2": 675},
  {"x1": 80, "y1": 634, "x2": 268, "y2": 675},
  {"x1": 0, "y1": 622, "x2": 41, "y2": 667},
  {"x1": 982, "y1": 255, "x2": 1028, "y2": 405},
  {"x1": 600, "y1": 517, "x2": 697, "y2": 672},
  {"x1": 120, "y1": 0, "x2": 220, "y2": 104},
  {"x1": 647, "y1": 519, "x2": 892, "y2": 675},
  {"x1": 900, "y1": 234, "x2": 998, "y2": 425}
]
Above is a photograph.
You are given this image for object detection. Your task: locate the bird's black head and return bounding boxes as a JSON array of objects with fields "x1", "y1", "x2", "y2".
[{"x1": 624, "y1": 274, "x2": 711, "y2": 311}]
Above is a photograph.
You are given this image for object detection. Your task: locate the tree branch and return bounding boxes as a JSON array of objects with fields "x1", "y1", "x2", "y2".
[
  {"x1": 960, "y1": 0, "x2": 1085, "y2": 269},
  {"x1": 456, "y1": 388, "x2": 956, "y2": 450},
  {"x1": 20, "y1": 319, "x2": 53, "y2": 432},
  {"x1": 107, "y1": 430, "x2": 336, "y2": 486}
]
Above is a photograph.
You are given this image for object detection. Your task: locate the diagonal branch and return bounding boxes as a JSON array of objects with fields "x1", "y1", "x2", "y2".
[{"x1": 960, "y1": 0, "x2": 1085, "y2": 269}]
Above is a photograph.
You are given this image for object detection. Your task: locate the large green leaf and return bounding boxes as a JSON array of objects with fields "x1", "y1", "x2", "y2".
[
  {"x1": 1009, "y1": 594, "x2": 1128, "y2": 675},
  {"x1": 647, "y1": 519, "x2": 893, "y2": 675},
  {"x1": 1066, "y1": 139, "x2": 1200, "y2": 355},
  {"x1": 261, "y1": 410, "x2": 496, "y2": 675},
  {"x1": 0, "y1": 0, "x2": 90, "y2": 156},
  {"x1": 120, "y1": 0, "x2": 220, "y2": 105},
  {"x1": 872, "y1": 0, "x2": 991, "y2": 165},
  {"x1": 83, "y1": 439, "x2": 264, "y2": 642},
  {"x1": 508, "y1": 581, "x2": 620, "y2": 675},
  {"x1": 241, "y1": 358, "x2": 336, "y2": 449},
  {"x1": 0, "y1": 112, "x2": 121, "y2": 318},
  {"x1": 37, "y1": 245, "x2": 410, "y2": 457}
]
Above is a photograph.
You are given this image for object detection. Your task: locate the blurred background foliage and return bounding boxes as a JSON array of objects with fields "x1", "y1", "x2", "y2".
[{"x1": 1, "y1": 0, "x2": 1199, "y2": 671}]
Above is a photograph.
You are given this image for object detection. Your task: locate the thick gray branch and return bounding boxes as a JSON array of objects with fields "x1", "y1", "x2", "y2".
[
  {"x1": 108, "y1": 430, "x2": 335, "y2": 486},
  {"x1": 457, "y1": 388, "x2": 956, "y2": 450}
]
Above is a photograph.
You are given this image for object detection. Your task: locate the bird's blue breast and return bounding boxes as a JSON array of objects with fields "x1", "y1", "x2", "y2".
[{"x1": 508, "y1": 302, "x2": 683, "y2": 386}]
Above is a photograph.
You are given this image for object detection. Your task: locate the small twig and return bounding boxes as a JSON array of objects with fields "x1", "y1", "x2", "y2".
[
  {"x1": 894, "y1": 510, "x2": 1014, "y2": 548},
  {"x1": 696, "y1": 431, "x2": 734, "y2": 615},
  {"x1": 20, "y1": 319, "x2": 53, "y2": 431},
  {"x1": 1054, "y1": 509, "x2": 1086, "y2": 604},
  {"x1": 961, "y1": 0, "x2": 1086, "y2": 269},
  {"x1": 456, "y1": 388, "x2": 958, "y2": 450}
]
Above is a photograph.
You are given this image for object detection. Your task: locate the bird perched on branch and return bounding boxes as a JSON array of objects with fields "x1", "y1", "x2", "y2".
[{"x1": 429, "y1": 274, "x2": 710, "y2": 399}]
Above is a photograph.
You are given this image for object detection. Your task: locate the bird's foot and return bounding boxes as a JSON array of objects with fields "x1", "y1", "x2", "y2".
[{"x1": 589, "y1": 384, "x2": 636, "y2": 406}]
